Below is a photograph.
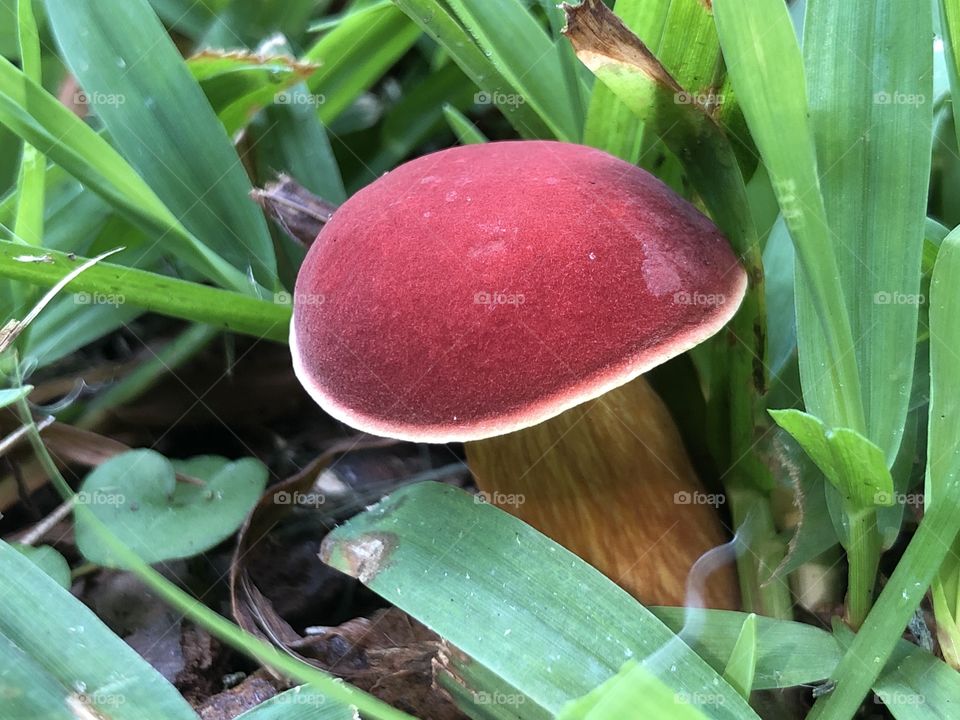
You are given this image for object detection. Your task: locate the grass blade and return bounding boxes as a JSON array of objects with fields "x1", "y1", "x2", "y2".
[
  {"x1": 5, "y1": 384, "x2": 415, "y2": 720},
  {"x1": 656, "y1": 0, "x2": 724, "y2": 93},
  {"x1": 44, "y1": 0, "x2": 278, "y2": 289},
  {"x1": 941, "y1": 0, "x2": 960, "y2": 149},
  {"x1": 188, "y1": 49, "x2": 319, "y2": 136},
  {"x1": 321, "y1": 481, "x2": 760, "y2": 720},
  {"x1": 443, "y1": 0, "x2": 582, "y2": 141},
  {"x1": 768, "y1": 409, "x2": 894, "y2": 508},
  {"x1": 581, "y1": 0, "x2": 666, "y2": 162},
  {"x1": 564, "y1": 0, "x2": 791, "y2": 619},
  {"x1": 0, "y1": 385, "x2": 32, "y2": 408},
  {"x1": 559, "y1": 662, "x2": 710, "y2": 719},
  {"x1": 583, "y1": 0, "x2": 726, "y2": 165},
  {"x1": 9, "y1": 545, "x2": 71, "y2": 590},
  {"x1": 0, "y1": 59, "x2": 251, "y2": 292},
  {"x1": 0, "y1": 540, "x2": 201, "y2": 720},
  {"x1": 235, "y1": 687, "x2": 354, "y2": 720},
  {"x1": 652, "y1": 608, "x2": 841, "y2": 690},
  {"x1": 833, "y1": 624, "x2": 960, "y2": 719},
  {"x1": 12, "y1": 0, "x2": 43, "y2": 248},
  {"x1": 808, "y1": 226, "x2": 960, "y2": 718},
  {"x1": 254, "y1": 86, "x2": 346, "y2": 205},
  {"x1": 199, "y1": 0, "x2": 318, "y2": 50},
  {"x1": 442, "y1": 103, "x2": 488, "y2": 144},
  {"x1": 714, "y1": 0, "x2": 865, "y2": 433},
  {"x1": 804, "y1": 0, "x2": 933, "y2": 461},
  {"x1": 309, "y1": 1, "x2": 392, "y2": 33},
  {"x1": 361, "y1": 62, "x2": 477, "y2": 179},
  {"x1": 147, "y1": 0, "x2": 223, "y2": 40},
  {"x1": 247, "y1": 34, "x2": 346, "y2": 208},
  {"x1": 392, "y1": 0, "x2": 553, "y2": 139},
  {"x1": 25, "y1": 296, "x2": 142, "y2": 367},
  {"x1": 3, "y1": 0, "x2": 45, "y2": 320},
  {"x1": 0, "y1": 239, "x2": 290, "y2": 343},
  {"x1": 722, "y1": 614, "x2": 757, "y2": 698},
  {"x1": 303, "y1": 3, "x2": 420, "y2": 124}
]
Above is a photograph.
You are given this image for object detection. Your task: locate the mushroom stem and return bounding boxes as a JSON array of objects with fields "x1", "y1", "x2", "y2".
[{"x1": 465, "y1": 377, "x2": 740, "y2": 609}]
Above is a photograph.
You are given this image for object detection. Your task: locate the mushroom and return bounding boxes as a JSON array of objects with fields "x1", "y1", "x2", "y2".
[{"x1": 291, "y1": 140, "x2": 745, "y2": 608}]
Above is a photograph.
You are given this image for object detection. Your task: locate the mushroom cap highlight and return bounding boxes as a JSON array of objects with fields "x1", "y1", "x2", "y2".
[{"x1": 291, "y1": 140, "x2": 747, "y2": 442}]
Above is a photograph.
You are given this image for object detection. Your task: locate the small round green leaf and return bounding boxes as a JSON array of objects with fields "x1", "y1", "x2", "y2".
[
  {"x1": 75, "y1": 449, "x2": 268, "y2": 567},
  {"x1": 11, "y1": 543, "x2": 71, "y2": 589}
]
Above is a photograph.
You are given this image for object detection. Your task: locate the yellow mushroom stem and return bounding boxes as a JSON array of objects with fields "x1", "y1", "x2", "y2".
[{"x1": 465, "y1": 377, "x2": 740, "y2": 609}]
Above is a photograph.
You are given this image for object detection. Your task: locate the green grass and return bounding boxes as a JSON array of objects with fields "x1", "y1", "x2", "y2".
[{"x1": 0, "y1": 0, "x2": 958, "y2": 718}]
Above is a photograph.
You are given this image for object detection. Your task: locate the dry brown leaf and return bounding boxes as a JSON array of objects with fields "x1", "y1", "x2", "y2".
[{"x1": 250, "y1": 174, "x2": 339, "y2": 247}]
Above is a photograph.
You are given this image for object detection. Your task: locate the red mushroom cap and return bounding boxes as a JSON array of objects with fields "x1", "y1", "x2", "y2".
[{"x1": 291, "y1": 140, "x2": 747, "y2": 442}]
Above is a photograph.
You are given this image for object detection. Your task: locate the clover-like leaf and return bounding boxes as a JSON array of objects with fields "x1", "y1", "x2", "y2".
[
  {"x1": 11, "y1": 543, "x2": 71, "y2": 589},
  {"x1": 75, "y1": 449, "x2": 267, "y2": 567}
]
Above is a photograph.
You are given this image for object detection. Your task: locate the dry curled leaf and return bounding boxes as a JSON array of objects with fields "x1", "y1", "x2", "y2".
[
  {"x1": 293, "y1": 609, "x2": 464, "y2": 720},
  {"x1": 561, "y1": 0, "x2": 681, "y2": 93},
  {"x1": 251, "y1": 174, "x2": 339, "y2": 246},
  {"x1": 230, "y1": 437, "x2": 397, "y2": 648},
  {"x1": 228, "y1": 440, "x2": 470, "y2": 719},
  {"x1": 197, "y1": 672, "x2": 284, "y2": 720}
]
